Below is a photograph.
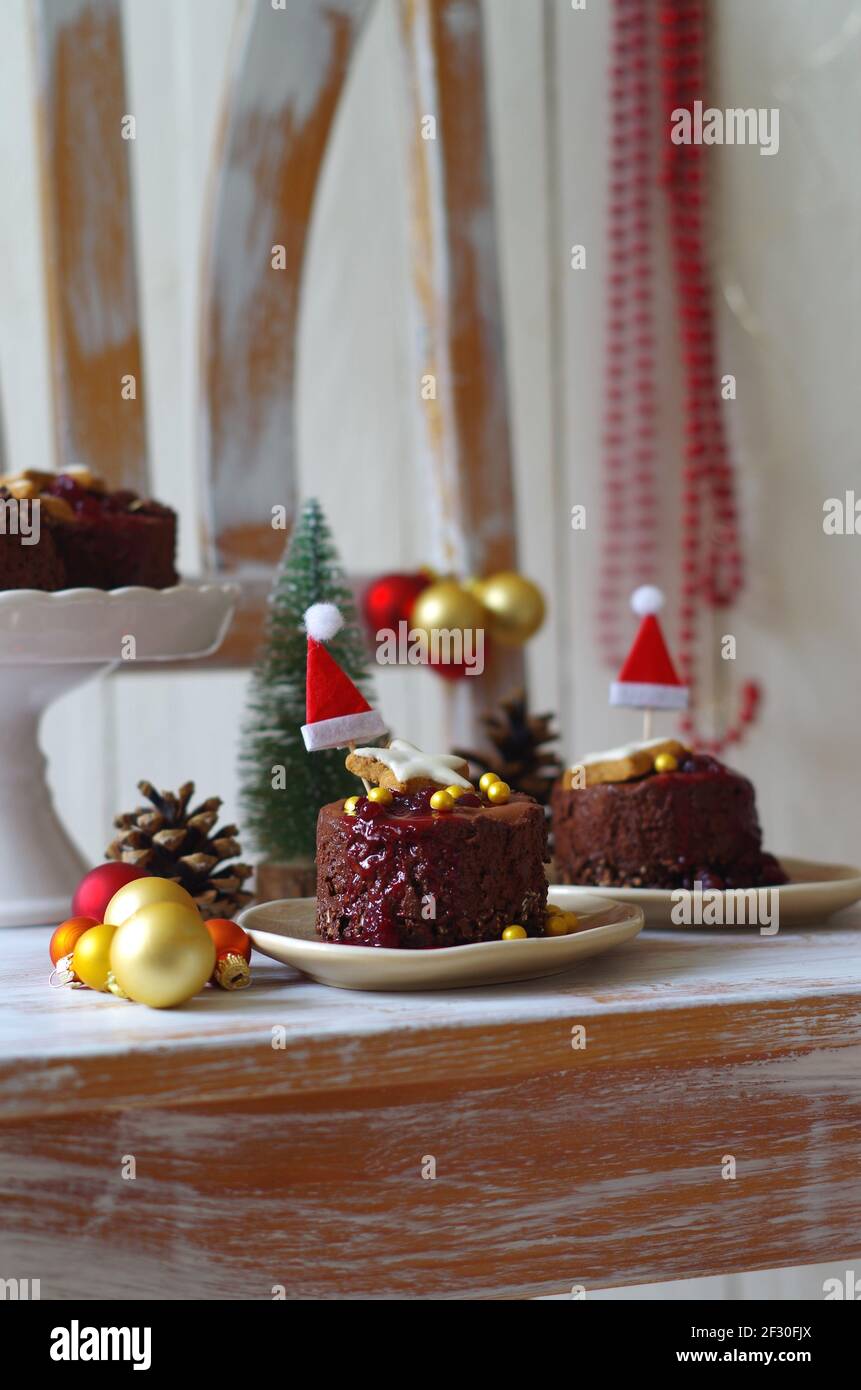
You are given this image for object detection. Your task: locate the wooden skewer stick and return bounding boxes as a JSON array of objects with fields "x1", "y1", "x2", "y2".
[{"x1": 642, "y1": 709, "x2": 653, "y2": 742}]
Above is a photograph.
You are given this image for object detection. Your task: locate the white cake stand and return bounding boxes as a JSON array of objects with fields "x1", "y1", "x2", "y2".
[{"x1": 0, "y1": 582, "x2": 238, "y2": 926}]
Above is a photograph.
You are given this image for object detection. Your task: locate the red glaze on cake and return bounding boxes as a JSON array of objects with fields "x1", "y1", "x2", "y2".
[
  {"x1": 316, "y1": 787, "x2": 548, "y2": 948},
  {"x1": 552, "y1": 751, "x2": 786, "y2": 891},
  {"x1": 0, "y1": 470, "x2": 177, "y2": 591}
]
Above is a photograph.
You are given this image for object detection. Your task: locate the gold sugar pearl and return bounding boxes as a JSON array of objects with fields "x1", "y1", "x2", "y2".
[
  {"x1": 501, "y1": 924, "x2": 527, "y2": 940},
  {"x1": 479, "y1": 771, "x2": 501, "y2": 793},
  {"x1": 545, "y1": 913, "x2": 569, "y2": 936},
  {"x1": 485, "y1": 780, "x2": 511, "y2": 805},
  {"x1": 445, "y1": 784, "x2": 471, "y2": 800},
  {"x1": 343, "y1": 795, "x2": 361, "y2": 816},
  {"x1": 367, "y1": 786, "x2": 393, "y2": 805},
  {"x1": 654, "y1": 752, "x2": 679, "y2": 774},
  {"x1": 429, "y1": 789, "x2": 455, "y2": 813}
]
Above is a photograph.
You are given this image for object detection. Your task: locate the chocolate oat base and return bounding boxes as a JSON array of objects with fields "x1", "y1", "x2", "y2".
[{"x1": 551, "y1": 754, "x2": 787, "y2": 892}]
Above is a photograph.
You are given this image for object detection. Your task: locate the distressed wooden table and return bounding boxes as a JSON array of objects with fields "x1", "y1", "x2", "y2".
[{"x1": 2, "y1": 915, "x2": 860, "y2": 1300}]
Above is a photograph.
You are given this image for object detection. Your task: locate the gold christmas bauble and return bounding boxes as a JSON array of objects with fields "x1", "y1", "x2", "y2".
[
  {"x1": 411, "y1": 579, "x2": 486, "y2": 637},
  {"x1": 72, "y1": 923, "x2": 118, "y2": 991},
  {"x1": 104, "y1": 875, "x2": 197, "y2": 928},
  {"x1": 471, "y1": 572, "x2": 545, "y2": 646},
  {"x1": 109, "y1": 902, "x2": 216, "y2": 1009}
]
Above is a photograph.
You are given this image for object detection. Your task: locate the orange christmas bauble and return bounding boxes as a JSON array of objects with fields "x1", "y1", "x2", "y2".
[
  {"x1": 50, "y1": 916, "x2": 100, "y2": 968},
  {"x1": 205, "y1": 919, "x2": 252, "y2": 962}
]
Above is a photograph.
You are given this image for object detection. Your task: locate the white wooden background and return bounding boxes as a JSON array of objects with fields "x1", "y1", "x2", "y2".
[{"x1": 0, "y1": 0, "x2": 859, "y2": 1298}]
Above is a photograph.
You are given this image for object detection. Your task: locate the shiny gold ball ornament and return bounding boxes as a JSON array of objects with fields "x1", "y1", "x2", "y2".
[
  {"x1": 343, "y1": 795, "x2": 361, "y2": 816},
  {"x1": 501, "y1": 925, "x2": 527, "y2": 940},
  {"x1": 72, "y1": 923, "x2": 118, "y2": 991},
  {"x1": 411, "y1": 579, "x2": 486, "y2": 641},
  {"x1": 367, "y1": 786, "x2": 393, "y2": 805},
  {"x1": 479, "y1": 771, "x2": 501, "y2": 793},
  {"x1": 654, "y1": 752, "x2": 679, "y2": 774},
  {"x1": 485, "y1": 780, "x2": 511, "y2": 805},
  {"x1": 104, "y1": 875, "x2": 197, "y2": 928},
  {"x1": 429, "y1": 789, "x2": 455, "y2": 813},
  {"x1": 110, "y1": 901, "x2": 216, "y2": 1009},
  {"x1": 471, "y1": 571, "x2": 546, "y2": 647}
]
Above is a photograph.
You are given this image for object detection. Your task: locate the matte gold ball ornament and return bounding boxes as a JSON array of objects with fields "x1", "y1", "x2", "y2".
[
  {"x1": 109, "y1": 902, "x2": 216, "y2": 1009},
  {"x1": 104, "y1": 875, "x2": 197, "y2": 928},
  {"x1": 470, "y1": 572, "x2": 546, "y2": 647}
]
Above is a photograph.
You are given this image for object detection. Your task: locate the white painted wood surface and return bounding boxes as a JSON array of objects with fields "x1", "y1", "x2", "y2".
[{"x1": 5, "y1": 913, "x2": 861, "y2": 1097}]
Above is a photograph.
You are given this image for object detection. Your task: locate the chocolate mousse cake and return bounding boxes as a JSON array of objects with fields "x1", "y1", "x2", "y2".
[
  {"x1": 315, "y1": 739, "x2": 549, "y2": 947},
  {"x1": 0, "y1": 468, "x2": 178, "y2": 591},
  {"x1": 551, "y1": 737, "x2": 786, "y2": 891}
]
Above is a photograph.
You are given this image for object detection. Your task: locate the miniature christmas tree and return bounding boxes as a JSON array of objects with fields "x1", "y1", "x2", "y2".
[{"x1": 239, "y1": 498, "x2": 379, "y2": 866}]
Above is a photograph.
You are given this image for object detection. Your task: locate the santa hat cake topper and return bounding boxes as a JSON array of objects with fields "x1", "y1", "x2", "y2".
[
  {"x1": 301, "y1": 603, "x2": 387, "y2": 752},
  {"x1": 610, "y1": 586, "x2": 689, "y2": 712}
]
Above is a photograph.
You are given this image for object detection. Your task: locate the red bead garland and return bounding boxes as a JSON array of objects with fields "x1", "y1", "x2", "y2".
[
  {"x1": 600, "y1": 0, "x2": 759, "y2": 753},
  {"x1": 599, "y1": 0, "x2": 660, "y2": 670}
]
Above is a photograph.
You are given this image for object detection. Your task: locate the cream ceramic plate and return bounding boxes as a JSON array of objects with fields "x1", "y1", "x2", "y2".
[
  {"x1": 549, "y1": 857, "x2": 861, "y2": 930},
  {"x1": 239, "y1": 890, "x2": 643, "y2": 991}
]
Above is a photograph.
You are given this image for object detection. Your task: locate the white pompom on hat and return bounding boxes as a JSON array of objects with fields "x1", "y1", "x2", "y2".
[
  {"x1": 303, "y1": 602, "x2": 344, "y2": 642},
  {"x1": 630, "y1": 585, "x2": 665, "y2": 617}
]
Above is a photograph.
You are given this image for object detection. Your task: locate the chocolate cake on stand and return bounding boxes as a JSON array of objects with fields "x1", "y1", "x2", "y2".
[{"x1": 0, "y1": 468, "x2": 235, "y2": 925}]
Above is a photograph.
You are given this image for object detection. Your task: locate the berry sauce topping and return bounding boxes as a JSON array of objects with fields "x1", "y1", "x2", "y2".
[
  {"x1": 333, "y1": 787, "x2": 524, "y2": 948},
  {"x1": 46, "y1": 474, "x2": 140, "y2": 517}
]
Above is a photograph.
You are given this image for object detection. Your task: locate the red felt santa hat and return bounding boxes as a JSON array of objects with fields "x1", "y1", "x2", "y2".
[
  {"x1": 301, "y1": 603, "x2": 387, "y2": 752},
  {"x1": 610, "y1": 586, "x2": 689, "y2": 711}
]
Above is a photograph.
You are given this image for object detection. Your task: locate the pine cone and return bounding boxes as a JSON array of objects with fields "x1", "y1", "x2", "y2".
[
  {"x1": 107, "y1": 781, "x2": 254, "y2": 920},
  {"x1": 454, "y1": 689, "x2": 563, "y2": 806}
]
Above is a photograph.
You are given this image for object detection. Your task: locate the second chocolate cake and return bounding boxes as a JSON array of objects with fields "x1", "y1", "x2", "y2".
[{"x1": 551, "y1": 738, "x2": 786, "y2": 891}]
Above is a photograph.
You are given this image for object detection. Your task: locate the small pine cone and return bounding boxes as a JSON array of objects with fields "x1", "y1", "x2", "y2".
[{"x1": 106, "y1": 781, "x2": 256, "y2": 920}]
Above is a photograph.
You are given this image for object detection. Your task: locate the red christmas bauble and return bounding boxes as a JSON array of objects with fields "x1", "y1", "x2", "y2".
[
  {"x1": 71, "y1": 863, "x2": 150, "y2": 923},
  {"x1": 362, "y1": 572, "x2": 429, "y2": 635}
]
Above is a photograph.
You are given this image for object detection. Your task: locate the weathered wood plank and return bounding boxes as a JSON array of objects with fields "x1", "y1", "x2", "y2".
[
  {"x1": 2, "y1": 1044, "x2": 860, "y2": 1298},
  {"x1": 3, "y1": 923, "x2": 860, "y2": 1295},
  {"x1": 199, "y1": 0, "x2": 373, "y2": 575},
  {"x1": 32, "y1": 0, "x2": 147, "y2": 489}
]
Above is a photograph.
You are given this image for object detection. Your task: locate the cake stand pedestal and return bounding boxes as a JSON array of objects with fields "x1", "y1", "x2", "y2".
[{"x1": 0, "y1": 583, "x2": 238, "y2": 927}]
